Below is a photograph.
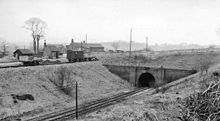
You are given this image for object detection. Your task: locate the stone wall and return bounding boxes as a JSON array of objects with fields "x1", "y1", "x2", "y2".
[{"x1": 104, "y1": 64, "x2": 196, "y2": 88}]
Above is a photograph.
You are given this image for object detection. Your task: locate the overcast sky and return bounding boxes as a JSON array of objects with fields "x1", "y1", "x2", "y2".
[{"x1": 0, "y1": 0, "x2": 220, "y2": 47}]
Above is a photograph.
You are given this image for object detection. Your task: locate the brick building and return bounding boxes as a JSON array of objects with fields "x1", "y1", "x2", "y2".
[
  {"x1": 43, "y1": 40, "x2": 66, "y2": 59},
  {"x1": 66, "y1": 39, "x2": 104, "y2": 52}
]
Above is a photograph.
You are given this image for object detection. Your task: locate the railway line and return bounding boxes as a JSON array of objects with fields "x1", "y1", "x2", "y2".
[
  {"x1": 0, "y1": 49, "x2": 99, "y2": 69},
  {"x1": 24, "y1": 87, "x2": 153, "y2": 121},
  {"x1": 0, "y1": 60, "x2": 97, "y2": 69}
]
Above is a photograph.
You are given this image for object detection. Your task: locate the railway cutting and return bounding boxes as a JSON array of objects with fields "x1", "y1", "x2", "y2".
[{"x1": 24, "y1": 87, "x2": 153, "y2": 121}]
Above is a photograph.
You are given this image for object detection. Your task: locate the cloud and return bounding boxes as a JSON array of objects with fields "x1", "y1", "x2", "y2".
[{"x1": 0, "y1": 0, "x2": 220, "y2": 45}]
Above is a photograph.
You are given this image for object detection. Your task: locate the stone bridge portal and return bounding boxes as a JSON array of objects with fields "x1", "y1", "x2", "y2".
[{"x1": 104, "y1": 64, "x2": 196, "y2": 88}]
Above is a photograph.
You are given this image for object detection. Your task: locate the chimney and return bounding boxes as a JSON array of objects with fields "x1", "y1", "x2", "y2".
[
  {"x1": 71, "y1": 38, "x2": 74, "y2": 50},
  {"x1": 81, "y1": 41, "x2": 83, "y2": 50},
  {"x1": 44, "y1": 40, "x2": 46, "y2": 48}
]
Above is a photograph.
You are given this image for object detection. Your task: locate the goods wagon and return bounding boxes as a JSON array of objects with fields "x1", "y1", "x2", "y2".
[
  {"x1": 18, "y1": 55, "x2": 39, "y2": 66},
  {"x1": 67, "y1": 50, "x2": 98, "y2": 62}
]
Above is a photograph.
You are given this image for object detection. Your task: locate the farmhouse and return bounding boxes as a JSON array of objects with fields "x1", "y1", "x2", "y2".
[
  {"x1": 43, "y1": 45, "x2": 60, "y2": 59},
  {"x1": 42, "y1": 40, "x2": 66, "y2": 59},
  {"x1": 86, "y1": 43, "x2": 104, "y2": 52},
  {"x1": 66, "y1": 40, "x2": 104, "y2": 52},
  {"x1": 13, "y1": 49, "x2": 34, "y2": 60},
  {"x1": 54, "y1": 44, "x2": 66, "y2": 55}
]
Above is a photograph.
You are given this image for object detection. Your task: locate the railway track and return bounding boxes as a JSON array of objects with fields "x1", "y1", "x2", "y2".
[
  {"x1": 0, "y1": 60, "x2": 97, "y2": 69},
  {"x1": 24, "y1": 87, "x2": 153, "y2": 121}
]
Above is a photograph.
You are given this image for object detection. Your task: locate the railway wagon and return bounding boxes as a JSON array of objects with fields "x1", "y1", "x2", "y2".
[
  {"x1": 67, "y1": 50, "x2": 98, "y2": 62},
  {"x1": 19, "y1": 55, "x2": 39, "y2": 66}
]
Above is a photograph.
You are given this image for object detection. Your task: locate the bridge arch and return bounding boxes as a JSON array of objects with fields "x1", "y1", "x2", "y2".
[{"x1": 138, "y1": 72, "x2": 155, "y2": 87}]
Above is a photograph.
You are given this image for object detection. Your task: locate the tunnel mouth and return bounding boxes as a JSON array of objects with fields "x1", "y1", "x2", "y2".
[{"x1": 138, "y1": 72, "x2": 155, "y2": 87}]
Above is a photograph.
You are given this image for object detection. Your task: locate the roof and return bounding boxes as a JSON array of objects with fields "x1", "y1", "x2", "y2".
[
  {"x1": 14, "y1": 49, "x2": 34, "y2": 55},
  {"x1": 86, "y1": 43, "x2": 103, "y2": 48},
  {"x1": 67, "y1": 43, "x2": 103, "y2": 49},
  {"x1": 44, "y1": 45, "x2": 60, "y2": 51},
  {"x1": 47, "y1": 44, "x2": 65, "y2": 48}
]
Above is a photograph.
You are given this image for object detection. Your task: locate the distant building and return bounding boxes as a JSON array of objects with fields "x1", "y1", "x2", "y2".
[
  {"x1": 86, "y1": 43, "x2": 104, "y2": 52},
  {"x1": 116, "y1": 50, "x2": 124, "y2": 53},
  {"x1": 43, "y1": 40, "x2": 63, "y2": 59},
  {"x1": 108, "y1": 50, "x2": 114, "y2": 53},
  {"x1": 13, "y1": 49, "x2": 34, "y2": 60},
  {"x1": 43, "y1": 45, "x2": 60, "y2": 59},
  {"x1": 66, "y1": 39, "x2": 104, "y2": 52},
  {"x1": 0, "y1": 51, "x2": 3, "y2": 58}
]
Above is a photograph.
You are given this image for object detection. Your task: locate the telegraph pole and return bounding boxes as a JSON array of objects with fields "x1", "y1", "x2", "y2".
[
  {"x1": 85, "y1": 34, "x2": 87, "y2": 53},
  {"x1": 129, "y1": 28, "x2": 132, "y2": 57},
  {"x1": 71, "y1": 38, "x2": 74, "y2": 50},
  {"x1": 146, "y1": 36, "x2": 148, "y2": 52},
  {"x1": 75, "y1": 81, "x2": 78, "y2": 119},
  {"x1": 80, "y1": 41, "x2": 83, "y2": 51}
]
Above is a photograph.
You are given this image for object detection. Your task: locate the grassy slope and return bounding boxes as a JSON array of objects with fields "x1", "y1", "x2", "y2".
[
  {"x1": 78, "y1": 73, "x2": 201, "y2": 121},
  {"x1": 0, "y1": 62, "x2": 132, "y2": 119},
  {"x1": 77, "y1": 52, "x2": 220, "y2": 121}
]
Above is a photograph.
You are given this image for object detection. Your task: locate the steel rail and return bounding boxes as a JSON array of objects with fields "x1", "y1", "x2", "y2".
[{"x1": 24, "y1": 87, "x2": 152, "y2": 121}]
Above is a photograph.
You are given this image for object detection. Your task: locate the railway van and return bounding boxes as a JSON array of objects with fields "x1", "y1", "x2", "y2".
[{"x1": 67, "y1": 50, "x2": 98, "y2": 62}]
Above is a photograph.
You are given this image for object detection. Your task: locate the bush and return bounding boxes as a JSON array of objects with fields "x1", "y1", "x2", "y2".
[
  {"x1": 49, "y1": 66, "x2": 74, "y2": 96},
  {"x1": 179, "y1": 76, "x2": 220, "y2": 121}
]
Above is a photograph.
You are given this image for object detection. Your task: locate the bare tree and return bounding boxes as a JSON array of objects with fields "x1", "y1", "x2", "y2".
[
  {"x1": 23, "y1": 17, "x2": 47, "y2": 54},
  {"x1": 0, "y1": 37, "x2": 9, "y2": 57},
  {"x1": 13, "y1": 44, "x2": 19, "y2": 51},
  {"x1": 1, "y1": 41, "x2": 9, "y2": 56},
  {"x1": 111, "y1": 41, "x2": 120, "y2": 51}
]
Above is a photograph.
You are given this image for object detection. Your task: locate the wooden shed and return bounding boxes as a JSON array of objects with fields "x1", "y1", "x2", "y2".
[{"x1": 13, "y1": 49, "x2": 34, "y2": 60}]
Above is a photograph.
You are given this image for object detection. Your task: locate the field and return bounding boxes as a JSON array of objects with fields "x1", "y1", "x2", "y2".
[{"x1": 93, "y1": 50, "x2": 220, "y2": 69}]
